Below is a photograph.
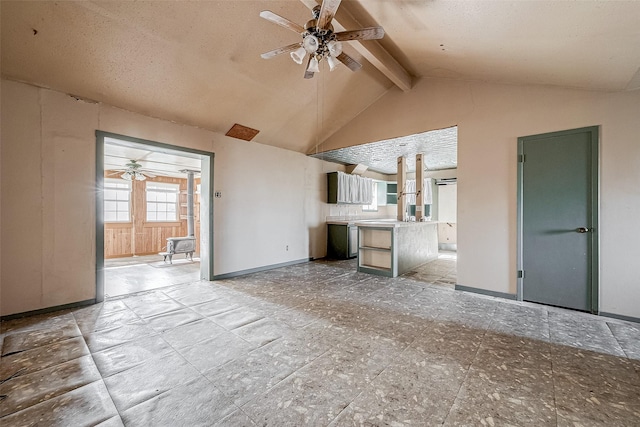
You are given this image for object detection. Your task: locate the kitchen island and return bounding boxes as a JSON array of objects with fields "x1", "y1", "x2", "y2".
[{"x1": 354, "y1": 220, "x2": 438, "y2": 277}]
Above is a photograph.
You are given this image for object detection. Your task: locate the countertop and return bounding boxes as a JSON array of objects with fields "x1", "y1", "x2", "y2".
[{"x1": 327, "y1": 219, "x2": 438, "y2": 228}]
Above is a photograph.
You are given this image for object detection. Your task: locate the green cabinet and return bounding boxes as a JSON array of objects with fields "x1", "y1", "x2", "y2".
[
  {"x1": 327, "y1": 172, "x2": 340, "y2": 204},
  {"x1": 327, "y1": 224, "x2": 357, "y2": 259}
]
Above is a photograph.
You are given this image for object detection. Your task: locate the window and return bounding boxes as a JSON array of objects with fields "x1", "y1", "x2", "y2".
[
  {"x1": 362, "y1": 181, "x2": 379, "y2": 212},
  {"x1": 146, "y1": 182, "x2": 179, "y2": 221},
  {"x1": 104, "y1": 179, "x2": 131, "y2": 222}
]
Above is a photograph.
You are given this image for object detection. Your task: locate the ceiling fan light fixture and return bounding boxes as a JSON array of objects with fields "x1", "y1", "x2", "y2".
[
  {"x1": 327, "y1": 55, "x2": 340, "y2": 71},
  {"x1": 134, "y1": 172, "x2": 146, "y2": 181},
  {"x1": 302, "y1": 34, "x2": 319, "y2": 53},
  {"x1": 327, "y1": 40, "x2": 343, "y2": 57},
  {"x1": 307, "y1": 56, "x2": 321, "y2": 73},
  {"x1": 121, "y1": 171, "x2": 133, "y2": 181},
  {"x1": 290, "y1": 46, "x2": 307, "y2": 64}
]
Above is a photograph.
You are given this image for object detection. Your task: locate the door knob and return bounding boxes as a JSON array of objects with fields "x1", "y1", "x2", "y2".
[{"x1": 576, "y1": 227, "x2": 590, "y2": 233}]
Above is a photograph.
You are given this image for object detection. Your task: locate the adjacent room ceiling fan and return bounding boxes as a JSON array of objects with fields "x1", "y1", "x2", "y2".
[
  {"x1": 260, "y1": 0, "x2": 385, "y2": 79},
  {"x1": 108, "y1": 160, "x2": 156, "y2": 181}
]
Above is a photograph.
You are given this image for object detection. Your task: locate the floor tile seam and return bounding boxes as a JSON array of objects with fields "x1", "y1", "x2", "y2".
[
  {"x1": 0, "y1": 349, "x2": 94, "y2": 382},
  {"x1": 139, "y1": 304, "x2": 202, "y2": 323},
  {"x1": 440, "y1": 326, "x2": 491, "y2": 426},
  {"x1": 237, "y1": 347, "x2": 334, "y2": 410},
  {"x1": 235, "y1": 406, "x2": 261, "y2": 427},
  {"x1": 228, "y1": 324, "x2": 269, "y2": 348},
  {"x1": 77, "y1": 324, "x2": 123, "y2": 420},
  {"x1": 77, "y1": 315, "x2": 149, "y2": 337},
  {"x1": 86, "y1": 328, "x2": 163, "y2": 355},
  {"x1": 0, "y1": 377, "x2": 111, "y2": 421},
  {"x1": 92, "y1": 335, "x2": 180, "y2": 379},
  {"x1": 123, "y1": 372, "x2": 242, "y2": 426},
  {"x1": 604, "y1": 321, "x2": 636, "y2": 362},
  {"x1": 0, "y1": 331, "x2": 90, "y2": 360},
  {"x1": 71, "y1": 303, "x2": 129, "y2": 321},
  {"x1": 105, "y1": 351, "x2": 203, "y2": 413},
  {"x1": 323, "y1": 390, "x2": 365, "y2": 427}
]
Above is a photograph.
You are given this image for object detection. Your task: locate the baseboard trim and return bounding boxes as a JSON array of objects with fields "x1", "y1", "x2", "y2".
[
  {"x1": 600, "y1": 311, "x2": 640, "y2": 324},
  {"x1": 455, "y1": 284, "x2": 517, "y2": 300},
  {"x1": 1, "y1": 299, "x2": 96, "y2": 321},
  {"x1": 212, "y1": 258, "x2": 309, "y2": 280}
]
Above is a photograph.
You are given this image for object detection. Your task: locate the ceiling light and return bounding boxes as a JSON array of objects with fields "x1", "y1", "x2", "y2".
[
  {"x1": 327, "y1": 40, "x2": 343, "y2": 57},
  {"x1": 302, "y1": 35, "x2": 319, "y2": 53},
  {"x1": 327, "y1": 55, "x2": 339, "y2": 71},
  {"x1": 121, "y1": 171, "x2": 146, "y2": 181},
  {"x1": 307, "y1": 56, "x2": 320, "y2": 73},
  {"x1": 290, "y1": 46, "x2": 307, "y2": 64}
]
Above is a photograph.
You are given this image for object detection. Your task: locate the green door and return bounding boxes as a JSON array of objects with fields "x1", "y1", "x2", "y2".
[{"x1": 518, "y1": 126, "x2": 598, "y2": 312}]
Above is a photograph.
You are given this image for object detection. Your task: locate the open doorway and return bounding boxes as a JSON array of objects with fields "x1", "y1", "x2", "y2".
[
  {"x1": 310, "y1": 125, "x2": 458, "y2": 288},
  {"x1": 95, "y1": 131, "x2": 214, "y2": 301}
]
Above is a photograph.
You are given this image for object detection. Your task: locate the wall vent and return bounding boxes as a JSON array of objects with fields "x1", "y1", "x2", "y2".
[{"x1": 225, "y1": 123, "x2": 259, "y2": 141}]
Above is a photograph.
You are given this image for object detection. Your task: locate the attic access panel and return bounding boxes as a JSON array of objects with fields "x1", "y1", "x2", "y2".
[
  {"x1": 310, "y1": 126, "x2": 457, "y2": 174},
  {"x1": 226, "y1": 123, "x2": 260, "y2": 141}
]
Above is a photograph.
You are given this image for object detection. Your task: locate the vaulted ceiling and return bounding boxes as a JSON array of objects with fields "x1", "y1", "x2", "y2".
[{"x1": 2, "y1": 1, "x2": 639, "y2": 155}]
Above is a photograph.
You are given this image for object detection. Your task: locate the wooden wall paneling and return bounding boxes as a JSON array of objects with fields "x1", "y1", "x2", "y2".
[
  {"x1": 103, "y1": 172, "x2": 202, "y2": 258},
  {"x1": 104, "y1": 225, "x2": 133, "y2": 258}
]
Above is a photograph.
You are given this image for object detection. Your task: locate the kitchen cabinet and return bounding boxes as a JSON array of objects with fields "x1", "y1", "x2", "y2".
[
  {"x1": 327, "y1": 223, "x2": 358, "y2": 259},
  {"x1": 356, "y1": 220, "x2": 438, "y2": 277}
]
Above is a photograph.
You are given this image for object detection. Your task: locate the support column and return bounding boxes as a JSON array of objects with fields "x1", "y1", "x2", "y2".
[
  {"x1": 181, "y1": 169, "x2": 197, "y2": 237},
  {"x1": 415, "y1": 153, "x2": 424, "y2": 221},
  {"x1": 397, "y1": 156, "x2": 407, "y2": 221}
]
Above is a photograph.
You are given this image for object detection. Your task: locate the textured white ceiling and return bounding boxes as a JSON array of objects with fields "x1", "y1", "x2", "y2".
[
  {"x1": 2, "y1": 1, "x2": 639, "y2": 156},
  {"x1": 310, "y1": 126, "x2": 457, "y2": 174}
]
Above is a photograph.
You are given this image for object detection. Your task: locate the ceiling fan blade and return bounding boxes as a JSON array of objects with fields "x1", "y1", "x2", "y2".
[
  {"x1": 336, "y1": 52, "x2": 362, "y2": 72},
  {"x1": 261, "y1": 43, "x2": 301, "y2": 60},
  {"x1": 304, "y1": 56, "x2": 315, "y2": 79},
  {"x1": 335, "y1": 27, "x2": 385, "y2": 42},
  {"x1": 260, "y1": 10, "x2": 305, "y2": 34},
  {"x1": 317, "y1": 0, "x2": 342, "y2": 30},
  {"x1": 143, "y1": 172, "x2": 157, "y2": 178}
]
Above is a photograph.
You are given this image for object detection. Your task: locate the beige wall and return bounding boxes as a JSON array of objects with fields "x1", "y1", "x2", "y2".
[
  {"x1": 4, "y1": 76, "x2": 640, "y2": 320},
  {"x1": 0, "y1": 79, "x2": 333, "y2": 316},
  {"x1": 323, "y1": 77, "x2": 640, "y2": 319}
]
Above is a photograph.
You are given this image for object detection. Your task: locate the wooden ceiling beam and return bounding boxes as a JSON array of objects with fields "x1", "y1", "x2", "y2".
[{"x1": 299, "y1": 0, "x2": 413, "y2": 91}]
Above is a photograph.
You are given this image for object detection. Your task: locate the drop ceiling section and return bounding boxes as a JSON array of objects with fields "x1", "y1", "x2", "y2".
[{"x1": 310, "y1": 126, "x2": 457, "y2": 174}]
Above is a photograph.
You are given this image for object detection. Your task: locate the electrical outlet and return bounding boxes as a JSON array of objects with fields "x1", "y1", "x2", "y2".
[
  {"x1": 286, "y1": 245, "x2": 289, "y2": 251},
  {"x1": 214, "y1": 191, "x2": 222, "y2": 198}
]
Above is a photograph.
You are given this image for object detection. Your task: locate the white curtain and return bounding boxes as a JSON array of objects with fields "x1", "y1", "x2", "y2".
[
  {"x1": 336, "y1": 171, "x2": 373, "y2": 204},
  {"x1": 404, "y1": 178, "x2": 433, "y2": 205}
]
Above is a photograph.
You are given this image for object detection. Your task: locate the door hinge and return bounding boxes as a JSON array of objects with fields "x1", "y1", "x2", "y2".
[
  {"x1": 518, "y1": 154, "x2": 525, "y2": 163},
  {"x1": 517, "y1": 270, "x2": 525, "y2": 279}
]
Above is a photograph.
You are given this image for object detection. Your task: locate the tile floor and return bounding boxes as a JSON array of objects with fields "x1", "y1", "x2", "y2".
[
  {"x1": 105, "y1": 254, "x2": 200, "y2": 298},
  {"x1": 1, "y1": 257, "x2": 639, "y2": 426}
]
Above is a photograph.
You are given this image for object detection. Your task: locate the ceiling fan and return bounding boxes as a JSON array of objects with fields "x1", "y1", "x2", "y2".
[
  {"x1": 108, "y1": 160, "x2": 156, "y2": 181},
  {"x1": 260, "y1": 0, "x2": 385, "y2": 79}
]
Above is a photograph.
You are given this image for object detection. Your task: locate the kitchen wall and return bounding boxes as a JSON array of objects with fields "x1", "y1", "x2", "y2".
[
  {"x1": 0, "y1": 79, "x2": 334, "y2": 316},
  {"x1": 322, "y1": 77, "x2": 640, "y2": 319}
]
